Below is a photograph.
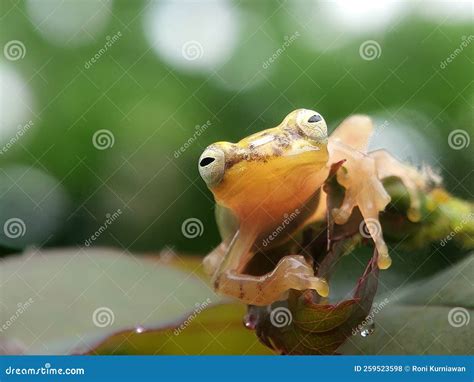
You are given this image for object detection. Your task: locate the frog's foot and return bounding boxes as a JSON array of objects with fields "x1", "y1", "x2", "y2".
[
  {"x1": 328, "y1": 140, "x2": 392, "y2": 269},
  {"x1": 214, "y1": 255, "x2": 328, "y2": 306},
  {"x1": 371, "y1": 149, "x2": 429, "y2": 222},
  {"x1": 203, "y1": 242, "x2": 227, "y2": 276}
]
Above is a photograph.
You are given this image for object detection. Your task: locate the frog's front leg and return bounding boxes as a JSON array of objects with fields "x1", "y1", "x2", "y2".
[
  {"x1": 328, "y1": 140, "x2": 392, "y2": 269},
  {"x1": 214, "y1": 255, "x2": 329, "y2": 306},
  {"x1": 211, "y1": 229, "x2": 328, "y2": 306},
  {"x1": 203, "y1": 242, "x2": 227, "y2": 276},
  {"x1": 203, "y1": 204, "x2": 239, "y2": 276}
]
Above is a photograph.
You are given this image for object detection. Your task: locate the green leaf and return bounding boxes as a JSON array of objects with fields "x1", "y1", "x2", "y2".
[
  {"x1": 250, "y1": 248, "x2": 379, "y2": 355},
  {"x1": 0, "y1": 248, "x2": 219, "y2": 354},
  {"x1": 88, "y1": 304, "x2": 272, "y2": 355},
  {"x1": 340, "y1": 254, "x2": 473, "y2": 354},
  {"x1": 293, "y1": 299, "x2": 355, "y2": 332}
]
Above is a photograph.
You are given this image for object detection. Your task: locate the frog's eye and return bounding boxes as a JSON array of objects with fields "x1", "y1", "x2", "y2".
[
  {"x1": 198, "y1": 147, "x2": 225, "y2": 187},
  {"x1": 296, "y1": 109, "x2": 327, "y2": 142},
  {"x1": 308, "y1": 114, "x2": 322, "y2": 123}
]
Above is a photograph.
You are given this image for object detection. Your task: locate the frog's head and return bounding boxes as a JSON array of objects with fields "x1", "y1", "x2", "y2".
[{"x1": 198, "y1": 109, "x2": 329, "y2": 223}]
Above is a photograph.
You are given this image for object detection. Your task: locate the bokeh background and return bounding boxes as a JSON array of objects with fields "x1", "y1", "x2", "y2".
[{"x1": 0, "y1": 0, "x2": 472, "y2": 257}]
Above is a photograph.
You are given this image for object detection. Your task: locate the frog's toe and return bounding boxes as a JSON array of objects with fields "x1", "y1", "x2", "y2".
[
  {"x1": 305, "y1": 276, "x2": 329, "y2": 297},
  {"x1": 377, "y1": 251, "x2": 392, "y2": 270},
  {"x1": 332, "y1": 206, "x2": 352, "y2": 225}
]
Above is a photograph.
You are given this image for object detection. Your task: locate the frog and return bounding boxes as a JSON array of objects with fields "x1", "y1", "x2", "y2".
[{"x1": 198, "y1": 109, "x2": 424, "y2": 306}]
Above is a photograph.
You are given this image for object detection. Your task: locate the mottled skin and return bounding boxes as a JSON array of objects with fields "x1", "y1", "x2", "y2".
[{"x1": 199, "y1": 109, "x2": 420, "y2": 306}]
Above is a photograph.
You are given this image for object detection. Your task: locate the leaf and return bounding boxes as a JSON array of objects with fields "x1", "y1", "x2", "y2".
[
  {"x1": 339, "y1": 254, "x2": 474, "y2": 354},
  {"x1": 293, "y1": 299, "x2": 355, "y2": 332},
  {"x1": 250, "y1": 248, "x2": 379, "y2": 355},
  {"x1": 0, "y1": 248, "x2": 219, "y2": 354},
  {"x1": 87, "y1": 304, "x2": 272, "y2": 355}
]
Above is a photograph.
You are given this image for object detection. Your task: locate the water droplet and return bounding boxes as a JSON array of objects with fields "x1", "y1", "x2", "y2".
[
  {"x1": 243, "y1": 313, "x2": 257, "y2": 330},
  {"x1": 360, "y1": 322, "x2": 375, "y2": 337}
]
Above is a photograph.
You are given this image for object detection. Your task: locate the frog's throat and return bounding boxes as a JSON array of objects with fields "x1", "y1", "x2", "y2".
[
  {"x1": 216, "y1": 168, "x2": 328, "y2": 235},
  {"x1": 212, "y1": 161, "x2": 330, "y2": 233}
]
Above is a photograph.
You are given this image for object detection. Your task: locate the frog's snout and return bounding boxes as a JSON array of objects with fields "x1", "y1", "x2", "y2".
[{"x1": 198, "y1": 146, "x2": 226, "y2": 188}]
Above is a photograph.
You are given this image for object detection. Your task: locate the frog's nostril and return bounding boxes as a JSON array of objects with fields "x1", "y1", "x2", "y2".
[
  {"x1": 308, "y1": 114, "x2": 322, "y2": 123},
  {"x1": 199, "y1": 157, "x2": 215, "y2": 167}
]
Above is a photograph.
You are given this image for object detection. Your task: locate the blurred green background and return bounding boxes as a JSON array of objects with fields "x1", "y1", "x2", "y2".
[{"x1": 0, "y1": 0, "x2": 472, "y2": 256}]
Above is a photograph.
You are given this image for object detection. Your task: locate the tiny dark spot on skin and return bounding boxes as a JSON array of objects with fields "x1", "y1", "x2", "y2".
[
  {"x1": 224, "y1": 146, "x2": 241, "y2": 170},
  {"x1": 275, "y1": 134, "x2": 291, "y2": 149},
  {"x1": 308, "y1": 114, "x2": 322, "y2": 123},
  {"x1": 272, "y1": 146, "x2": 283, "y2": 157},
  {"x1": 225, "y1": 158, "x2": 238, "y2": 170},
  {"x1": 239, "y1": 282, "x2": 244, "y2": 299}
]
